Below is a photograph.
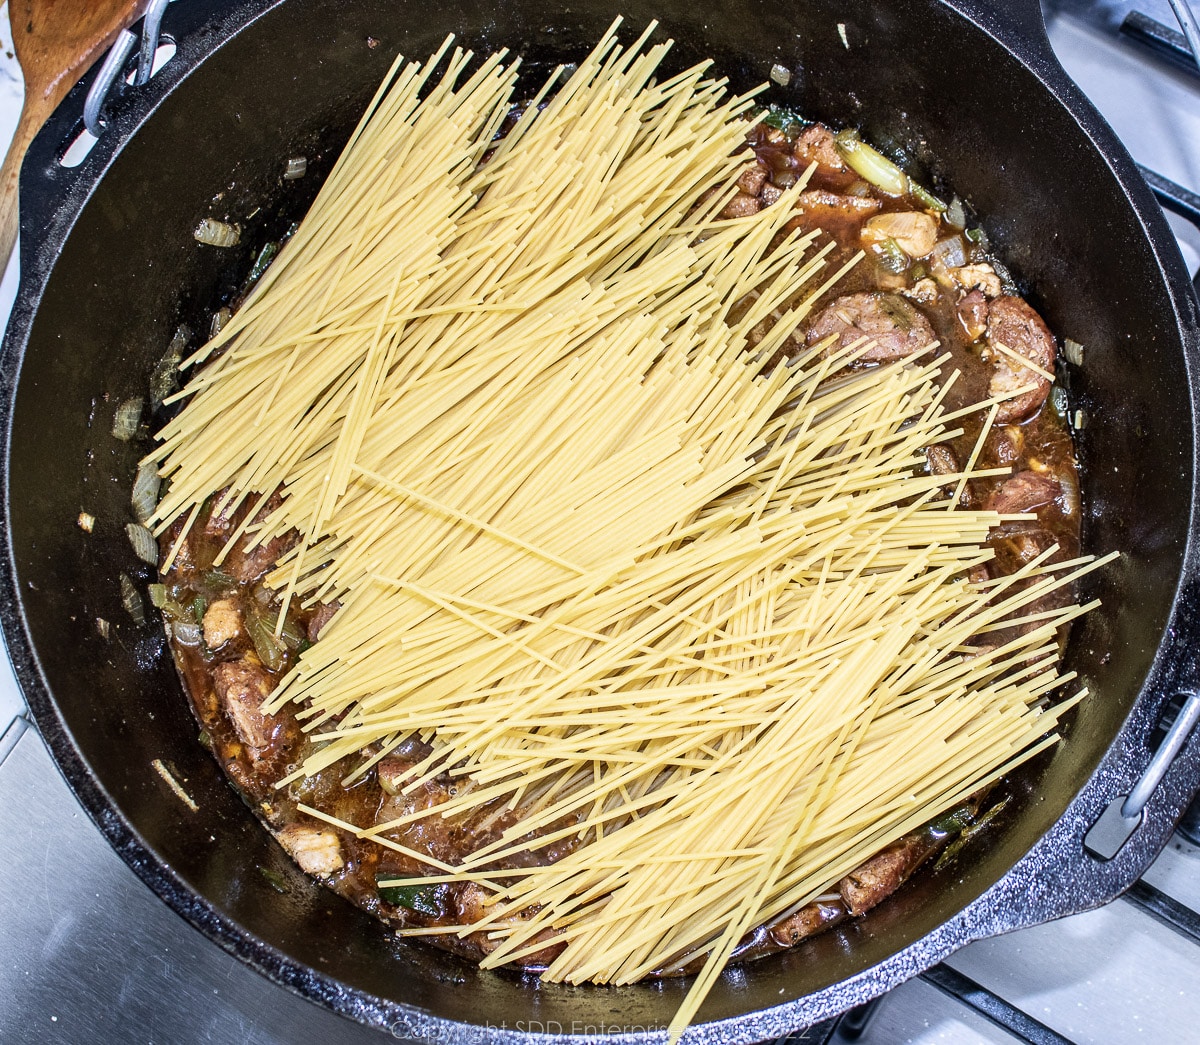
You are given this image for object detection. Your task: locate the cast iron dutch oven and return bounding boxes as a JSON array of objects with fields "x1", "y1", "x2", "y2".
[{"x1": 4, "y1": 0, "x2": 1200, "y2": 1039}]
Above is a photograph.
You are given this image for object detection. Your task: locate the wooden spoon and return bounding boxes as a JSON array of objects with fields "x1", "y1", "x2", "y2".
[{"x1": 0, "y1": 0, "x2": 149, "y2": 266}]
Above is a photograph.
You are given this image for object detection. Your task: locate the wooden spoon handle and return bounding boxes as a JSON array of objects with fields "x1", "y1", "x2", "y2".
[{"x1": 0, "y1": 96, "x2": 52, "y2": 267}]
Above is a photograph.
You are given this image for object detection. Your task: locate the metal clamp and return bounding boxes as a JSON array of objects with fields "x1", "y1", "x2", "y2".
[
  {"x1": 1121, "y1": 690, "x2": 1200, "y2": 821},
  {"x1": 83, "y1": 0, "x2": 173, "y2": 138}
]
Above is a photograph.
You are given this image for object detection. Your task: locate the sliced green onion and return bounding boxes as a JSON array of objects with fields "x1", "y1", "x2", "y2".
[
  {"x1": 834, "y1": 129, "x2": 908, "y2": 196},
  {"x1": 112, "y1": 397, "x2": 143, "y2": 441},
  {"x1": 909, "y1": 181, "x2": 946, "y2": 212},
  {"x1": 376, "y1": 876, "x2": 448, "y2": 916},
  {"x1": 874, "y1": 237, "x2": 909, "y2": 274},
  {"x1": 147, "y1": 583, "x2": 169, "y2": 608},
  {"x1": 248, "y1": 241, "x2": 279, "y2": 284},
  {"x1": 247, "y1": 608, "x2": 286, "y2": 671},
  {"x1": 126, "y1": 522, "x2": 159, "y2": 566},
  {"x1": 259, "y1": 866, "x2": 289, "y2": 894},
  {"x1": 131, "y1": 460, "x2": 161, "y2": 523}
]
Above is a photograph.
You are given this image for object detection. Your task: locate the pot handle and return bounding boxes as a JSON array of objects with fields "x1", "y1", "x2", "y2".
[
  {"x1": 959, "y1": 572, "x2": 1200, "y2": 941},
  {"x1": 14, "y1": 0, "x2": 228, "y2": 286}
]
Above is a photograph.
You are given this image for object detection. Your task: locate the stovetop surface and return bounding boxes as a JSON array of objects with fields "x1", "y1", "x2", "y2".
[{"x1": 2, "y1": 3, "x2": 1200, "y2": 1043}]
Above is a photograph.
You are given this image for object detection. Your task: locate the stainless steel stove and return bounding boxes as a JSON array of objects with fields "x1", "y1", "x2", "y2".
[{"x1": 2, "y1": 3, "x2": 1200, "y2": 1043}]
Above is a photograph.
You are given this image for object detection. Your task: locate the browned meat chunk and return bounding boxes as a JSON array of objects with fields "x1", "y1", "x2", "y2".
[
  {"x1": 956, "y1": 289, "x2": 989, "y2": 342},
  {"x1": 985, "y1": 470, "x2": 1061, "y2": 516},
  {"x1": 791, "y1": 124, "x2": 857, "y2": 191},
  {"x1": 767, "y1": 899, "x2": 847, "y2": 948},
  {"x1": 990, "y1": 526, "x2": 1059, "y2": 575},
  {"x1": 212, "y1": 657, "x2": 283, "y2": 753},
  {"x1": 788, "y1": 189, "x2": 882, "y2": 241},
  {"x1": 758, "y1": 183, "x2": 783, "y2": 207},
  {"x1": 736, "y1": 163, "x2": 768, "y2": 196},
  {"x1": 222, "y1": 532, "x2": 296, "y2": 584},
  {"x1": 926, "y1": 443, "x2": 959, "y2": 477},
  {"x1": 987, "y1": 296, "x2": 1055, "y2": 423},
  {"x1": 202, "y1": 598, "x2": 244, "y2": 648},
  {"x1": 306, "y1": 600, "x2": 339, "y2": 642},
  {"x1": 720, "y1": 192, "x2": 761, "y2": 219},
  {"x1": 839, "y1": 834, "x2": 934, "y2": 916},
  {"x1": 276, "y1": 823, "x2": 344, "y2": 876},
  {"x1": 926, "y1": 443, "x2": 976, "y2": 507},
  {"x1": 807, "y1": 291, "x2": 936, "y2": 364}
]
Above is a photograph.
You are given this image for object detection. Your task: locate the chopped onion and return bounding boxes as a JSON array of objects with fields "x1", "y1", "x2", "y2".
[
  {"x1": 77, "y1": 511, "x2": 95, "y2": 533},
  {"x1": 120, "y1": 574, "x2": 145, "y2": 625},
  {"x1": 194, "y1": 217, "x2": 241, "y2": 247},
  {"x1": 111, "y1": 397, "x2": 143, "y2": 441},
  {"x1": 283, "y1": 156, "x2": 307, "y2": 180},
  {"x1": 209, "y1": 307, "x2": 232, "y2": 339},
  {"x1": 863, "y1": 212, "x2": 938, "y2": 259},
  {"x1": 834, "y1": 129, "x2": 908, "y2": 196},
  {"x1": 769, "y1": 64, "x2": 790, "y2": 86},
  {"x1": 131, "y1": 460, "x2": 161, "y2": 523},
  {"x1": 1063, "y1": 338, "x2": 1085, "y2": 366},
  {"x1": 97, "y1": 617, "x2": 111, "y2": 640},
  {"x1": 126, "y1": 522, "x2": 159, "y2": 565},
  {"x1": 150, "y1": 325, "x2": 190, "y2": 408},
  {"x1": 172, "y1": 619, "x2": 203, "y2": 645},
  {"x1": 945, "y1": 195, "x2": 967, "y2": 230},
  {"x1": 931, "y1": 235, "x2": 967, "y2": 270}
]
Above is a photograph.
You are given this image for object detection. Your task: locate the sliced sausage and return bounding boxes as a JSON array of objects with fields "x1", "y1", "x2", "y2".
[
  {"x1": 767, "y1": 898, "x2": 848, "y2": 949},
  {"x1": 807, "y1": 291, "x2": 936, "y2": 364},
  {"x1": 986, "y1": 296, "x2": 1055, "y2": 423},
  {"x1": 839, "y1": 834, "x2": 936, "y2": 916},
  {"x1": 985, "y1": 471, "x2": 1061, "y2": 516}
]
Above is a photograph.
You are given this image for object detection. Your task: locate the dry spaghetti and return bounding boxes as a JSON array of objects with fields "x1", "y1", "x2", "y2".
[{"x1": 148, "y1": 20, "x2": 1108, "y2": 1043}]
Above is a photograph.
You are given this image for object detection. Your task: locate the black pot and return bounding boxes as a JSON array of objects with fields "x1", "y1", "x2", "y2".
[{"x1": 4, "y1": 0, "x2": 1200, "y2": 1040}]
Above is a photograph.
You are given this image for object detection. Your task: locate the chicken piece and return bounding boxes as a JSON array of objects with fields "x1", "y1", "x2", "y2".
[
  {"x1": 807, "y1": 291, "x2": 936, "y2": 364},
  {"x1": 956, "y1": 289, "x2": 989, "y2": 342},
  {"x1": 952, "y1": 262, "x2": 1003, "y2": 298},
  {"x1": 986, "y1": 296, "x2": 1056, "y2": 423},
  {"x1": 791, "y1": 123, "x2": 858, "y2": 190},
  {"x1": 862, "y1": 211, "x2": 939, "y2": 259},
  {"x1": 720, "y1": 192, "x2": 761, "y2": 219},
  {"x1": 839, "y1": 834, "x2": 935, "y2": 916},
  {"x1": 276, "y1": 823, "x2": 344, "y2": 876},
  {"x1": 736, "y1": 163, "x2": 769, "y2": 196},
  {"x1": 985, "y1": 470, "x2": 1061, "y2": 516},
  {"x1": 212, "y1": 656, "x2": 280, "y2": 753},
  {"x1": 902, "y1": 277, "x2": 939, "y2": 305},
  {"x1": 789, "y1": 189, "x2": 882, "y2": 240},
  {"x1": 202, "y1": 598, "x2": 244, "y2": 648}
]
